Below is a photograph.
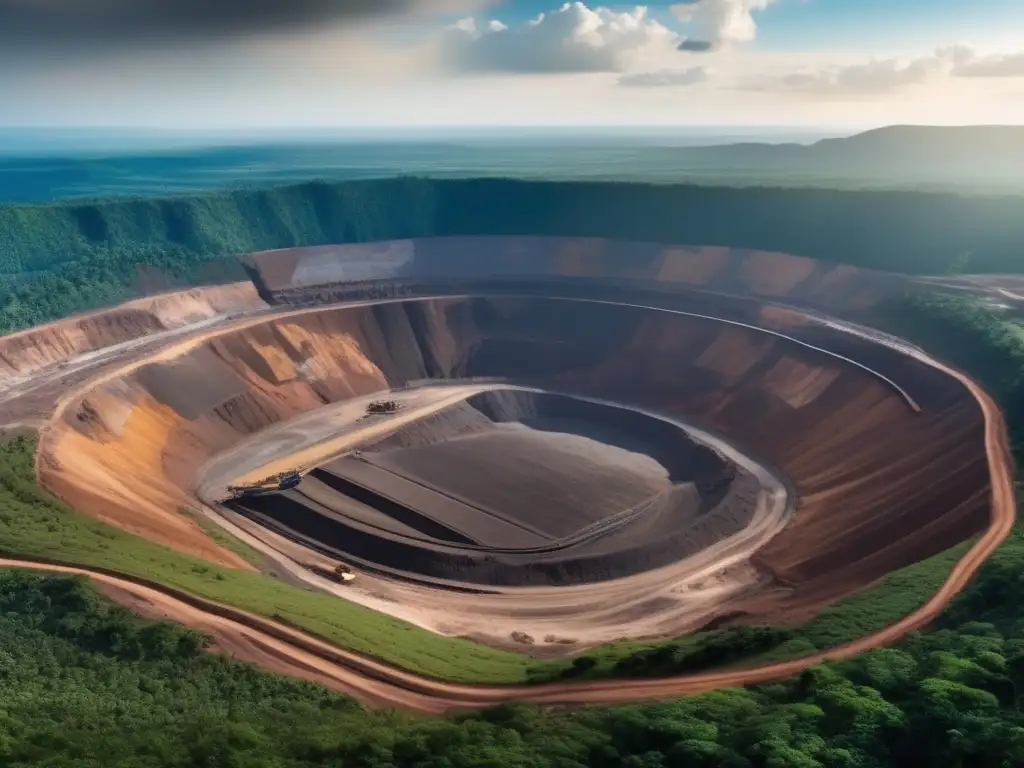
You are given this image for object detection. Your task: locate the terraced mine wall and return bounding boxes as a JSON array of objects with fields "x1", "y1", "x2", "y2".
[
  {"x1": 43, "y1": 288, "x2": 990, "y2": 623},
  {"x1": 240, "y1": 237, "x2": 907, "y2": 319},
  {"x1": 226, "y1": 388, "x2": 757, "y2": 587},
  {"x1": 0, "y1": 283, "x2": 265, "y2": 378}
]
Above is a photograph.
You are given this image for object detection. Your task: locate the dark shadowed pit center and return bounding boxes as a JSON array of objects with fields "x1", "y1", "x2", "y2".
[{"x1": 224, "y1": 389, "x2": 759, "y2": 588}]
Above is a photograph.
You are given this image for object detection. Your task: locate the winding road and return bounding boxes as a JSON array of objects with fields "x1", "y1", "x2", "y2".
[{"x1": 0, "y1": 311, "x2": 1014, "y2": 714}]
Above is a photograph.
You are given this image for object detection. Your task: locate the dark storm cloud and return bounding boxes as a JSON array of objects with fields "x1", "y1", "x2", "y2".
[{"x1": 0, "y1": 0, "x2": 427, "y2": 51}]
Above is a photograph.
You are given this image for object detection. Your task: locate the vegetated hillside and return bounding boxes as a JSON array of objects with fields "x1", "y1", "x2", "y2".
[
  {"x1": 4, "y1": 524, "x2": 1024, "y2": 767},
  {"x1": 6, "y1": 178, "x2": 1024, "y2": 274},
  {"x1": 877, "y1": 294, "x2": 1024, "y2": 455},
  {"x1": 684, "y1": 125, "x2": 1024, "y2": 180},
  {"x1": 2, "y1": 177, "x2": 1023, "y2": 333},
  {"x1": 810, "y1": 125, "x2": 1024, "y2": 158}
]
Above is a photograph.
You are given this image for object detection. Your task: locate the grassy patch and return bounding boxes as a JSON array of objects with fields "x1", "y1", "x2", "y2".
[
  {"x1": 0, "y1": 437, "x2": 532, "y2": 684},
  {"x1": 0, "y1": 432, "x2": 980, "y2": 684},
  {"x1": 528, "y1": 540, "x2": 973, "y2": 681},
  {"x1": 750, "y1": 540, "x2": 973, "y2": 662},
  {"x1": 176, "y1": 505, "x2": 266, "y2": 570}
]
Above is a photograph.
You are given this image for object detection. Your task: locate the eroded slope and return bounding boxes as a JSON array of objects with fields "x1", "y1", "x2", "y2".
[
  {"x1": 0, "y1": 283, "x2": 265, "y2": 380},
  {"x1": 40, "y1": 293, "x2": 989, "y2": 634}
]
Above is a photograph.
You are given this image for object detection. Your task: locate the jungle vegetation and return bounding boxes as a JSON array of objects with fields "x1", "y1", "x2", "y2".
[{"x1": 3, "y1": 178, "x2": 1024, "y2": 332}]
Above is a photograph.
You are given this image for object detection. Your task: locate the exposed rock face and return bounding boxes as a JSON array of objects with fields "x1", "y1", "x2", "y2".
[
  {"x1": 230, "y1": 388, "x2": 760, "y2": 587},
  {"x1": 0, "y1": 283, "x2": 265, "y2": 379},
  {"x1": 42, "y1": 289, "x2": 989, "y2": 621}
]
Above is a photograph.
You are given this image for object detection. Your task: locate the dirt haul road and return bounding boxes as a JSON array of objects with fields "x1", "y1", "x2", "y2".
[{"x1": 0, "y1": 330, "x2": 1013, "y2": 714}]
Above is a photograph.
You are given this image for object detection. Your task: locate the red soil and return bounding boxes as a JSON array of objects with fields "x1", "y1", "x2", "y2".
[{"x1": 38, "y1": 292, "x2": 990, "y2": 626}]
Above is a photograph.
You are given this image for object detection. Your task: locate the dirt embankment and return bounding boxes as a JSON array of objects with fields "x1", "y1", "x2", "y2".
[
  {"x1": 39, "y1": 293, "x2": 990, "y2": 630},
  {"x1": 0, "y1": 283, "x2": 265, "y2": 380},
  {"x1": 2, "y1": 382, "x2": 1013, "y2": 715},
  {"x1": 6, "y1": 295, "x2": 1010, "y2": 711},
  {"x1": 40, "y1": 306, "x2": 393, "y2": 565}
]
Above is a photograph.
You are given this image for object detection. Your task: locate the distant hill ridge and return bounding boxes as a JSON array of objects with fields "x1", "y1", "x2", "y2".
[
  {"x1": 818, "y1": 124, "x2": 1024, "y2": 147},
  {"x1": 0, "y1": 124, "x2": 1022, "y2": 204},
  {"x1": 683, "y1": 125, "x2": 1024, "y2": 173}
]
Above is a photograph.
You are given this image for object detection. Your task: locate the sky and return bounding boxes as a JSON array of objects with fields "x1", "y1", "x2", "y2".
[{"x1": 2, "y1": 0, "x2": 1024, "y2": 130}]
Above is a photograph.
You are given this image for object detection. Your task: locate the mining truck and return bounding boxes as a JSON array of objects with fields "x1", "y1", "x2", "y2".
[
  {"x1": 309, "y1": 563, "x2": 357, "y2": 584},
  {"x1": 366, "y1": 399, "x2": 404, "y2": 415},
  {"x1": 333, "y1": 565, "x2": 356, "y2": 583}
]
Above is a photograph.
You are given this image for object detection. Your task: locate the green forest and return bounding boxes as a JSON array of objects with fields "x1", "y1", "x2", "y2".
[
  {"x1": 4, "y1": 528, "x2": 1024, "y2": 767},
  {"x1": 877, "y1": 293, "x2": 1024, "y2": 453},
  {"x1": 2, "y1": 178, "x2": 1024, "y2": 332}
]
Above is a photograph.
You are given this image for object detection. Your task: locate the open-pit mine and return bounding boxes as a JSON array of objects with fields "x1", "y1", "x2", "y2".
[{"x1": 0, "y1": 236, "x2": 1010, "y2": 700}]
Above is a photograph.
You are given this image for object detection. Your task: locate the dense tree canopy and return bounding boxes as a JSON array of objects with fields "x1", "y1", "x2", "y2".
[
  {"x1": 878, "y1": 293, "x2": 1024, "y2": 455},
  {"x1": 4, "y1": 562, "x2": 1024, "y2": 768},
  {"x1": 3, "y1": 178, "x2": 1024, "y2": 332}
]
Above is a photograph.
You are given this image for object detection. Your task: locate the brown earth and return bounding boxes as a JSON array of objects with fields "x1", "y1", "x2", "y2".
[
  {"x1": 0, "y1": 283, "x2": 265, "y2": 380},
  {"x1": 0, "y1": 237, "x2": 1007, "y2": 688},
  {"x1": 38, "y1": 289, "x2": 989, "y2": 632},
  {"x1": 0, "y1": 293, "x2": 1009, "y2": 713},
  {"x1": 0, "y1": 283, "x2": 268, "y2": 569}
]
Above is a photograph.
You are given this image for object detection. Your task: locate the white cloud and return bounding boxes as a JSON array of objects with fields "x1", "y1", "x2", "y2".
[
  {"x1": 618, "y1": 66, "x2": 711, "y2": 87},
  {"x1": 742, "y1": 49, "x2": 961, "y2": 96},
  {"x1": 670, "y1": 0, "x2": 776, "y2": 51},
  {"x1": 949, "y1": 48, "x2": 1024, "y2": 78},
  {"x1": 780, "y1": 57, "x2": 947, "y2": 94},
  {"x1": 744, "y1": 45, "x2": 1024, "y2": 96},
  {"x1": 446, "y1": 2, "x2": 680, "y2": 74}
]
